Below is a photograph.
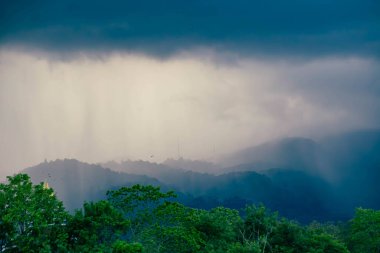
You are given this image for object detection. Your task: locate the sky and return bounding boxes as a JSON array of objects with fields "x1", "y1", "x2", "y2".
[{"x1": 0, "y1": 0, "x2": 379, "y2": 178}]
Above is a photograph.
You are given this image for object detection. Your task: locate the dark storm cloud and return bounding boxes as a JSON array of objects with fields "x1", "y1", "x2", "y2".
[{"x1": 0, "y1": 0, "x2": 379, "y2": 57}]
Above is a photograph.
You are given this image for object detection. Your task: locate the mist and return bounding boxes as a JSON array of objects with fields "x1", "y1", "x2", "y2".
[{"x1": 0, "y1": 48, "x2": 379, "y2": 178}]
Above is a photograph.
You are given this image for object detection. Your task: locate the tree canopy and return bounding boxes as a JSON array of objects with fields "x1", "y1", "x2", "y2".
[{"x1": 1, "y1": 173, "x2": 378, "y2": 252}]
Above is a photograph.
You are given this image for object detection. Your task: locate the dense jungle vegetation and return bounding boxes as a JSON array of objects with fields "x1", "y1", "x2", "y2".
[{"x1": 1, "y1": 174, "x2": 379, "y2": 252}]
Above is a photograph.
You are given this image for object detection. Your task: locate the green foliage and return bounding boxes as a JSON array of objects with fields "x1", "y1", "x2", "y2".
[
  {"x1": 308, "y1": 221, "x2": 347, "y2": 242},
  {"x1": 195, "y1": 207, "x2": 241, "y2": 252},
  {"x1": 241, "y1": 205, "x2": 278, "y2": 248},
  {"x1": 227, "y1": 242, "x2": 261, "y2": 253},
  {"x1": 112, "y1": 240, "x2": 143, "y2": 253},
  {"x1": 302, "y1": 232, "x2": 349, "y2": 253},
  {"x1": 270, "y1": 219, "x2": 349, "y2": 253},
  {"x1": 0, "y1": 173, "x2": 379, "y2": 253},
  {"x1": 107, "y1": 184, "x2": 176, "y2": 239},
  {"x1": 139, "y1": 202, "x2": 203, "y2": 253},
  {"x1": 270, "y1": 218, "x2": 306, "y2": 252},
  {"x1": 107, "y1": 184, "x2": 176, "y2": 215},
  {"x1": 237, "y1": 205, "x2": 349, "y2": 253},
  {"x1": 108, "y1": 185, "x2": 203, "y2": 252},
  {"x1": 67, "y1": 200, "x2": 129, "y2": 252},
  {"x1": 0, "y1": 174, "x2": 68, "y2": 252},
  {"x1": 348, "y1": 208, "x2": 380, "y2": 253}
]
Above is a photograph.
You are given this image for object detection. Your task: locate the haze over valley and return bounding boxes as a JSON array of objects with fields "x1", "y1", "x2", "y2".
[{"x1": 19, "y1": 129, "x2": 380, "y2": 223}]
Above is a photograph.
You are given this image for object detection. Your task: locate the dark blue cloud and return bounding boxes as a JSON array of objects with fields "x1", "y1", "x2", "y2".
[{"x1": 0, "y1": 0, "x2": 379, "y2": 57}]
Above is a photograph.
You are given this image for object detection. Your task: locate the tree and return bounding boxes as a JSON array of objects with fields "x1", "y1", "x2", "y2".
[
  {"x1": 302, "y1": 232, "x2": 349, "y2": 253},
  {"x1": 348, "y1": 208, "x2": 380, "y2": 253},
  {"x1": 112, "y1": 240, "x2": 143, "y2": 253},
  {"x1": 269, "y1": 218, "x2": 305, "y2": 253},
  {"x1": 227, "y1": 242, "x2": 261, "y2": 253},
  {"x1": 270, "y1": 218, "x2": 349, "y2": 253},
  {"x1": 130, "y1": 202, "x2": 201, "y2": 252},
  {"x1": 108, "y1": 185, "x2": 203, "y2": 252},
  {"x1": 107, "y1": 184, "x2": 176, "y2": 240},
  {"x1": 0, "y1": 174, "x2": 68, "y2": 252},
  {"x1": 0, "y1": 176, "x2": 360, "y2": 252},
  {"x1": 67, "y1": 200, "x2": 129, "y2": 252},
  {"x1": 195, "y1": 207, "x2": 242, "y2": 252},
  {"x1": 241, "y1": 204, "x2": 278, "y2": 252}
]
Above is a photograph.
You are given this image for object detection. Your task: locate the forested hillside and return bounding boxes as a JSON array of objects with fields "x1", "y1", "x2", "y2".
[
  {"x1": 25, "y1": 159, "x2": 341, "y2": 222},
  {"x1": 24, "y1": 130, "x2": 380, "y2": 223},
  {"x1": 24, "y1": 159, "x2": 161, "y2": 211},
  {"x1": 1, "y1": 174, "x2": 380, "y2": 252}
]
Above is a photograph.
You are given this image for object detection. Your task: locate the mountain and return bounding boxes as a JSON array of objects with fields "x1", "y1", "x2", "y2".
[
  {"x1": 102, "y1": 160, "x2": 216, "y2": 195},
  {"x1": 23, "y1": 158, "x2": 341, "y2": 222},
  {"x1": 24, "y1": 159, "x2": 161, "y2": 211},
  {"x1": 20, "y1": 129, "x2": 380, "y2": 222},
  {"x1": 163, "y1": 158, "x2": 220, "y2": 174},
  {"x1": 265, "y1": 169, "x2": 347, "y2": 221},
  {"x1": 220, "y1": 137, "x2": 323, "y2": 174},
  {"x1": 102, "y1": 159, "x2": 341, "y2": 222},
  {"x1": 217, "y1": 129, "x2": 380, "y2": 217},
  {"x1": 220, "y1": 129, "x2": 380, "y2": 178}
]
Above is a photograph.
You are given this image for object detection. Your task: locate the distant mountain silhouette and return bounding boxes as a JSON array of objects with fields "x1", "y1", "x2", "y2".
[
  {"x1": 220, "y1": 137, "x2": 323, "y2": 174},
  {"x1": 20, "y1": 129, "x2": 380, "y2": 222},
  {"x1": 218, "y1": 129, "x2": 380, "y2": 216},
  {"x1": 24, "y1": 159, "x2": 161, "y2": 211},
  {"x1": 103, "y1": 160, "x2": 342, "y2": 222},
  {"x1": 220, "y1": 130, "x2": 380, "y2": 178},
  {"x1": 163, "y1": 158, "x2": 220, "y2": 173},
  {"x1": 102, "y1": 160, "x2": 217, "y2": 195}
]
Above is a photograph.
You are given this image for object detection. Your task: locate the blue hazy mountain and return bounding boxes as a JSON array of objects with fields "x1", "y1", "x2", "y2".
[
  {"x1": 221, "y1": 129, "x2": 380, "y2": 179},
  {"x1": 163, "y1": 158, "x2": 220, "y2": 173},
  {"x1": 220, "y1": 137, "x2": 324, "y2": 174},
  {"x1": 26, "y1": 159, "x2": 339, "y2": 222},
  {"x1": 218, "y1": 129, "x2": 380, "y2": 215},
  {"x1": 24, "y1": 159, "x2": 161, "y2": 211},
  {"x1": 22, "y1": 129, "x2": 380, "y2": 222}
]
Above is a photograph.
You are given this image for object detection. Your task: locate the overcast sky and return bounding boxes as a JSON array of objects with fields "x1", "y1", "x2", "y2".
[{"x1": 0, "y1": 0, "x2": 379, "y2": 178}]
